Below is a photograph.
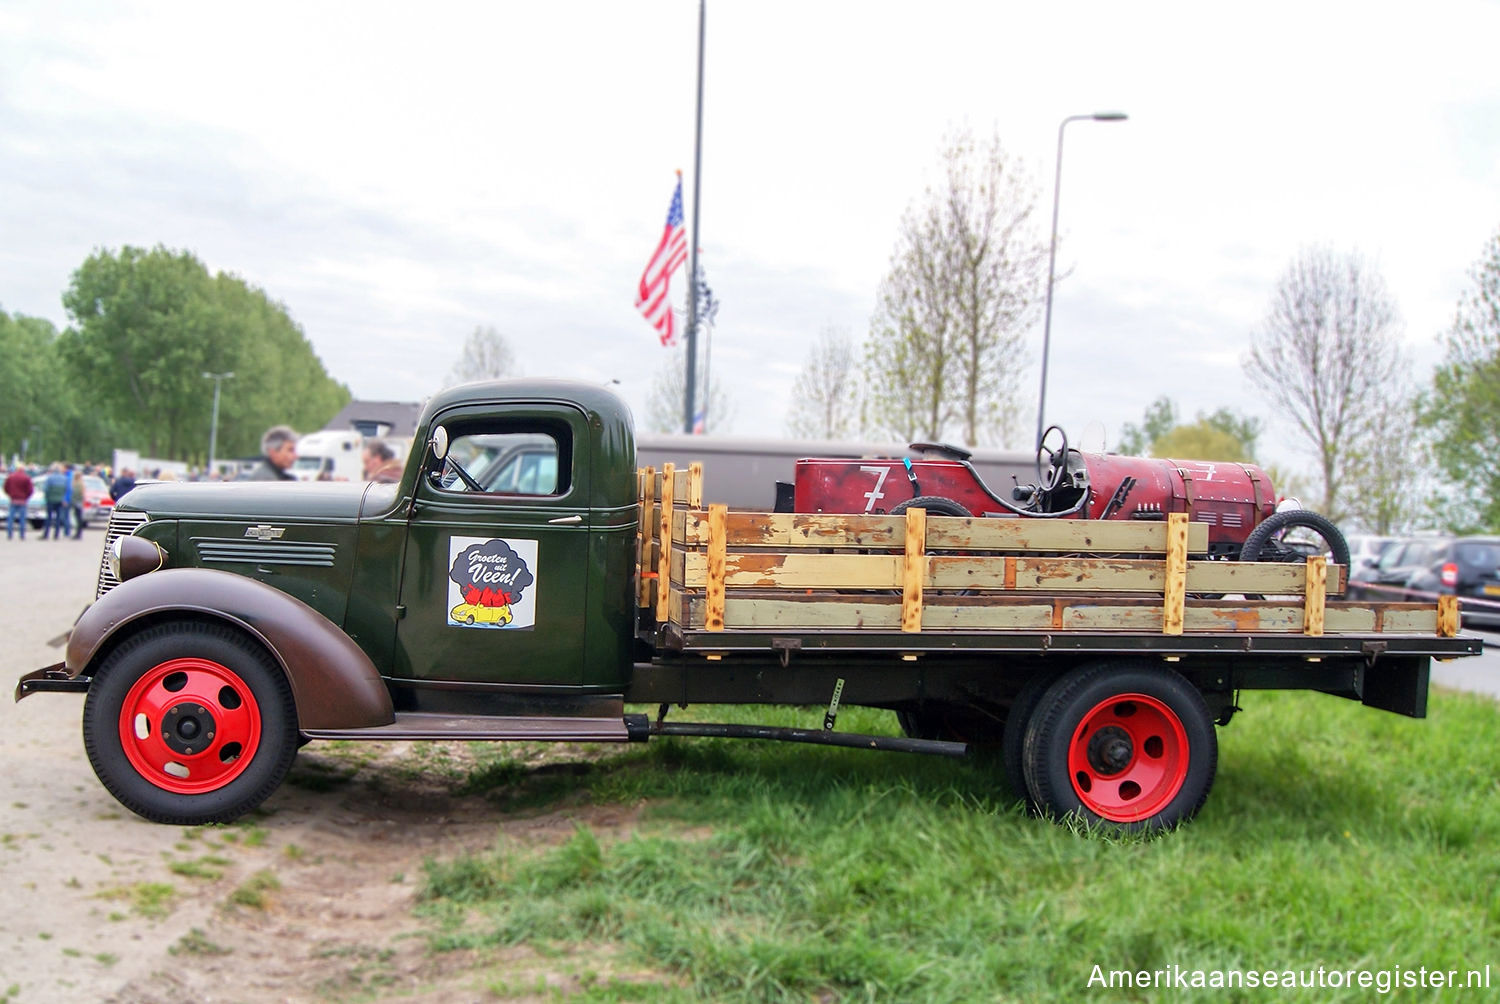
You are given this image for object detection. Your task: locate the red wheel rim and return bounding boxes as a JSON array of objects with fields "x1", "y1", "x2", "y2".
[
  {"x1": 116, "y1": 657, "x2": 262, "y2": 795},
  {"x1": 1066, "y1": 692, "x2": 1188, "y2": 823}
]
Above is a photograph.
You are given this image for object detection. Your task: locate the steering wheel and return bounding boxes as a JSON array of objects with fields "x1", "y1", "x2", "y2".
[{"x1": 1036, "y1": 425, "x2": 1070, "y2": 494}]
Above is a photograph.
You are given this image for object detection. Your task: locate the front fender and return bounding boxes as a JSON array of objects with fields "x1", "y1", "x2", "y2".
[{"x1": 66, "y1": 569, "x2": 394, "y2": 731}]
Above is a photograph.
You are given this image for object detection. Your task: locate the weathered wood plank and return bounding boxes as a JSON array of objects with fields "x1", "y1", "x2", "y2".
[
  {"x1": 1437, "y1": 595, "x2": 1460, "y2": 637},
  {"x1": 656, "y1": 463, "x2": 674, "y2": 623},
  {"x1": 706, "y1": 504, "x2": 726, "y2": 632},
  {"x1": 672, "y1": 593, "x2": 1441, "y2": 635},
  {"x1": 902, "y1": 507, "x2": 925, "y2": 633},
  {"x1": 676, "y1": 511, "x2": 1211, "y2": 553},
  {"x1": 675, "y1": 552, "x2": 1337, "y2": 594},
  {"x1": 1163, "y1": 513, "x2": 1188, "y2": 635},
  {"x1": 1303, "y1": 556, "x2": 1326, "y2": 636}
]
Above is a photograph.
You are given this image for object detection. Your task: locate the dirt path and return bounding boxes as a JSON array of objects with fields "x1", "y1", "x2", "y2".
[{"x1": 0, "y1": 531, "x2": 635, "y2": 1003}]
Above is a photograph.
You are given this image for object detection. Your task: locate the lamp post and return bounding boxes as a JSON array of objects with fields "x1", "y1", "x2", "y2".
[
  {"x1": 203, "y1": 372, "x2": 234, "y2": 474},
  {"x1": 1035, "y1": 111, "x2": 1128, "y2": 451}
]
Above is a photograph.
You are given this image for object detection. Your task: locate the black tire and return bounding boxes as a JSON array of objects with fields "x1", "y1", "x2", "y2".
[
  {"x1": 1021, "y1": 661, "x2": 1216, "y2": 833},
  {"x1": 1239, "y1": 510, "x2": 1350, "y2": 569},
  {"x1": 1001, "y1": 672, "x2": 1057, "y2": 808},
  {"x1": 889, "y1": 496, "x2": 973, "y2": 518},
  {"x1": 82, "y1": 621, "x2": 299, "y2": 825},
  {"x1": 895, "y1": 702, "x2": 1004, "y2": 745}
]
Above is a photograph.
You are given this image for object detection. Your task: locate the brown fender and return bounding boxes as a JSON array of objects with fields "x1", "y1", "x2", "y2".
[{"x1": 65, "y1": 568, "x2": 394, "y2": 731}]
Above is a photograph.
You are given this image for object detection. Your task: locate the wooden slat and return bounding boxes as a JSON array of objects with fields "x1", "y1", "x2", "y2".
[
  {"x1": 674, "y1": 511, "x2": 1210, "y2": 553},
  {"x1": 674, "y1": 552, "x2": 1331, "y2": 595},
  {"x1": 688, "y1": 462, "x2": 704, "y2": 508},
  {"x1": 672, "y1": 593, "x2": 1442, "y2": 635},
  {"x1": 656, "y1": 463, "x2": 674, "y2": 622},
  {"x1": 902, "y1": 507, "x2": 925, "y2": 633},
  {"x1": 1303, "y1": 556, "x2": 1326, "y2": 636},
  {"x1": 705, "y1": 504, "x2": 726, "y2": 632}
]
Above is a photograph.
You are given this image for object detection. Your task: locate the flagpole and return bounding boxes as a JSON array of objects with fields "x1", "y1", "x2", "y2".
[{"x1": 682, "y1": 0, "x2": 706, "y2": 434}]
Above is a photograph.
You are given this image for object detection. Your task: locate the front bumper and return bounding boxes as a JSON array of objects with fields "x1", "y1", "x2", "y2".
[{"x1": 14, "y1": 663, "x2": 89, "y2": 702}]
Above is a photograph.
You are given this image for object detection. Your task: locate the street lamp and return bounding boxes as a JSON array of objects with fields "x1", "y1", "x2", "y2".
[
  {"x1": 1035, "y1": 111, "x2": 1128, "y2": 451},
  {"x1": 203, "y1": 372, "x2": 235, "y2": 474}
]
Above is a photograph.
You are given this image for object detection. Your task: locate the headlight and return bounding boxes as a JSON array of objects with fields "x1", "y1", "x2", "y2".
[{"x1": 110, "y1": 535, "x2": 167, "y2": 583}]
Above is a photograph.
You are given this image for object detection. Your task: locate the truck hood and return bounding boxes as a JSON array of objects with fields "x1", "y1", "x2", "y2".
[{"x1": 117, "y1": 479, "x2": 388, "y2": 522}]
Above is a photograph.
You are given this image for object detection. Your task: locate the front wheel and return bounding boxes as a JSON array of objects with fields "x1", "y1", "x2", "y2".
[
  {"x1": 1239, "y1": 510, "x2": 1350, "y2": 569},
  {"x1": 82, "y1": 621, "x2": 299, "y2": 825},
  {"x1": 1022, "y1": 661, "x2": 1216, "y2": 832}
]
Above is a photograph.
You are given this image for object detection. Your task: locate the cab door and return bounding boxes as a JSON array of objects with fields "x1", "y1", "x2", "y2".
[{"x1": 394, "y1": 403, "x2": 592, "y2": 691}]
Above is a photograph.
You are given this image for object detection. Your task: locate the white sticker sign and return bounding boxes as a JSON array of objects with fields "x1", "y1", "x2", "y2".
[{"x1": 446, "y1": 536, "x2": 538, "y2": 631}]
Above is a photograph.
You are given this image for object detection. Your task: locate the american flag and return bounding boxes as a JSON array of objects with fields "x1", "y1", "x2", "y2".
[{"x1": 636, "y1": 175, "x2": 689, "y2": 346}]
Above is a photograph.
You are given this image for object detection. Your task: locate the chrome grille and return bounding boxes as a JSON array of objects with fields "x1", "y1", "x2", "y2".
[{"x1": 97, "y1": 509, "x2": 151, "y2": 598}]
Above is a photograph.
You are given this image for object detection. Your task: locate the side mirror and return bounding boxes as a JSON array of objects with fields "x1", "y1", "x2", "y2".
[{"x1": 429, "y1": 426, "x2": 449, "y2": 461}]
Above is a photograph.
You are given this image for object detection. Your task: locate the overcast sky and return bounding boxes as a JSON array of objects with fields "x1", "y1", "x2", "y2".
[{"x1": 4, "y1": 1, "x2": 1499, "y2": 474}]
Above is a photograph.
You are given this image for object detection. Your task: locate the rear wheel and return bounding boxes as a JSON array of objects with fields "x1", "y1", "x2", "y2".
[
  {"x1": 1022, "y1": 661, "x2": 1216, "y2": 832},
  {"x1": 83, "y1": 621, "x2": 299, "y2": 825},
  {"x1": 1001, "y1": 672, "x2": 1056, "y2": 808}
]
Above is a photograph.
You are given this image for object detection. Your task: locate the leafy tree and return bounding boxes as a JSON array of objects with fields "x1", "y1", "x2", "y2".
[
  {"x1": 786, "y1": 326, "x2": 859, "y2": 439},
  {"x1": 1420, "y1": 226, "x2": 1500, "y2": 532},
  {"x1": 1150, "y1": 422, "x2": 1254, "y2": 463},
  {"x1": 0, "y1": 308, "x2": 121, "y2": 463},
  {"x1": 1115, "y1": 396, "x2": 1261, "y2": 461},
  {"x1": 863, "y1": 130, "x2": 1048, "y2": 446},
  {"x1": 445, "y1": 326, "x2": 521, "y2": 387},
  {"x1": 59, "y1": 245, "x2": 348, "y2": 463},
  {"x1": 1343, "y1": 379, "x2": 1424, "y2": 534},
  {"x1": 1245, "y1": 246, "x2": 1404, "y2": 518},
  {"x1": 1115, "y1": 397, "x2": 1178, "y2": 455}
]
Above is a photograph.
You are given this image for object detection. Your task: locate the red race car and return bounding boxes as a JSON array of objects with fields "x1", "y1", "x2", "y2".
[{"x1": 787, "y1": 426, "x2": 1349, "y2": 566}]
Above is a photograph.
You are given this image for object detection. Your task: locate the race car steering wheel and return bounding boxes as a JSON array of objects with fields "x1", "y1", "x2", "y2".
[{"x1": 1036, "y1": 425, "x2": 1070, "y2": 494}]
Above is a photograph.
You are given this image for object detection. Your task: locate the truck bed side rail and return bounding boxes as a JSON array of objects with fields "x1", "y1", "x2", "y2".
[{"x1": 636, "y1": 473, "x2": 1461, "y2": 642}]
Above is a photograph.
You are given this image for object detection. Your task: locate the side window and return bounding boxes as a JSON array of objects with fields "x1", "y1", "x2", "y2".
[
  {"x1": 1377, "y1": 544, "x2": 1407, "y2": 571},
  {"x1": 434, "y1": 426, "x2": 569, "y2": 497}
]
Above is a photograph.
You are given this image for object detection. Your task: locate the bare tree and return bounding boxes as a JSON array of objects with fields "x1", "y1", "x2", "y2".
[
  {"x1": 786, "y1": 326, "x2": 858, "y2": 439},
  {"x1": 445, "y1": 326, "x2": 520, "y2": 387},
  {"x1": 1244, "y1": 247, "x2": 1404, "y2": 517},
  {"x1": 644, "y1": 346, "x2": 734, "y2": 435},
  {"x1": 862, "y1": 129, "x2": 1048, "y2": 446},
  {"x1": 1342, "y1": 378, "x2": 1424, "y2": 534}
]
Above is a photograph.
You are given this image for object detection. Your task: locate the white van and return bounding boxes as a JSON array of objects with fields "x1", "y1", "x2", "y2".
[{"x1": 292, "y1": 430, "x2": 364, "y2": 481}]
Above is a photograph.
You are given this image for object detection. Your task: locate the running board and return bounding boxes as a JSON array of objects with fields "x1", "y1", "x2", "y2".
[{"x1": 302, "y1": 711, "x2": 651, "y2": 743}]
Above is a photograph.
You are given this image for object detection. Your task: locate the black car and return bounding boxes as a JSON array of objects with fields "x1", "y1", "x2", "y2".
[{"x1": 1348, "y1": 535, "x2": 1500, "y2": 627}]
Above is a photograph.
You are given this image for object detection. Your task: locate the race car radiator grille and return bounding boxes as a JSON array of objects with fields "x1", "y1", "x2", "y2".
[{"x1": 97, "y1": 509, "x2": 151, "y2": 598}]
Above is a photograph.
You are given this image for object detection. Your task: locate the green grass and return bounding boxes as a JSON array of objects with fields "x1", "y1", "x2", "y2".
[{"x1": 414, "y1": 690, "x2": 1500, "y2": 1002}]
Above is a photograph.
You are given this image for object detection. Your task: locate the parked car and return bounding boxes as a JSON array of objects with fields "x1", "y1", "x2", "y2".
[
  {"x1": 26, "y1": 474, "x2": 114, "y2": 530},
  {"x1": 1347, "y1": 534, "x2": 1500, "y2": 627},
  {"x1": 1344, "y1": 533, "x2": 1395, "y2": 572}
]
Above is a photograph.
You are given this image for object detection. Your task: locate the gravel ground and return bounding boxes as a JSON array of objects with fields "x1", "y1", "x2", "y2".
[{"x1": 0, "y1": 529, "x2": 635, "y2": 1003}]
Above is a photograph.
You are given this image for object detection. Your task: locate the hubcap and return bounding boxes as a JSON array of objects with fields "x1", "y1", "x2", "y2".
[
  {"x1": 1067, "y1": 693, "x2": 1189, "y2": 823},
  {"x1": 117, "y1": 657, "x2": 262, "y2": 795}
]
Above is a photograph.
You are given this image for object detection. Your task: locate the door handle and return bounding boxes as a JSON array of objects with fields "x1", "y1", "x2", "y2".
[{"x1": 548, "y1": 514, "x2": 584, "y2": 525}]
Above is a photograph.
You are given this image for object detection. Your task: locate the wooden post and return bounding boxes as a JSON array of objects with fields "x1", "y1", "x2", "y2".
[
  {"x1": 1162, "y1": 512, "x2": 1188, "y2": 635},
  {"x1": 902, "y1": 506, "x2": 926, "y2": 633},
  {"x1": 705, "y1": 503, "x2": 726, "y2": 631},
  {"x1": 1303, "y1": 555, "x2": 1326, "y2": 636},
  {"x1": 688, "y1": 462, "x2": 704, "y2": 509},
  {"x1": 1437, "y1": 595, "x2": 1461, "y2": 638},
  {"x1": 656, "y1": 463, "x2": 674, "y2": 623}
]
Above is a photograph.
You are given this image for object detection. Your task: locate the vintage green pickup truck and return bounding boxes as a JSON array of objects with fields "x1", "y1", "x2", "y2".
[{"x1": 15, "y1": 380, "x2": 1482, "y2": 832}]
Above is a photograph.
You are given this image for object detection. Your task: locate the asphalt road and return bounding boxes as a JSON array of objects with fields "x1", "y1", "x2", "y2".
[{"x1": 1432, "y1": 623, "x2": 1500, "y2": 700}]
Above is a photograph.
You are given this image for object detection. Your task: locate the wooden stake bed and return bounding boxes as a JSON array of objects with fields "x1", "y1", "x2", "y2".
[{"x1": 636, "y1": 465, "x2": 1467, "y2": 654}]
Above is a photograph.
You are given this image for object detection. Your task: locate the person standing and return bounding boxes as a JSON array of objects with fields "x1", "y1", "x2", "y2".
[
  {"x1": 70, "y1": 466, "x2": 87, "y2": 538},
  {"x1": 4, "y1": 464, "x2": 33, "y2": 539},
  {"x1": 362, "y1": 440, "x2": 404, "y2": 483},
  {"x1": 110, "y1": 467, "x2": 136, "y2": 501},
  {"x1": 244, "y1": 426, "x2": 299, "y2": 481},
  {"x1": 41, "y1": 463, "x2": 68, "y2": 540}
]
